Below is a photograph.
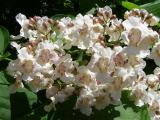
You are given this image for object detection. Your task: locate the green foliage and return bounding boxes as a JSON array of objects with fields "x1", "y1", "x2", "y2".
[
  {"x1": 0, "y1": 26, "x2": 9, "y2": 55},
  {"x1": 0, "y1": 85, "x2": 10, "y2": 120},
  {"x1": 141, "y1": 0, "x2": 160, "y2": 18},
  {"x1": 48, "y1": 96, "x2": 119, "y2": 120},
  {"x1": 115, "y1": 105, "x2": 150, "y2": 120},
  {"x1": 114, "y1": 90, "x2": 150, "y2": 120},
  {"x1": 121, "y1": 1, "x2": 140, "y2": 10},
  {"x1": 0, "y1": 1, "x2": 159, "y2": 120},
  {"x1": 0, "y1": 70, "x2": 150, "y2": 120},
  {"x1": 0, "y1": 71, "x2": 47, "y2": 120},
  {"x1": 120, "y1": 0, "x2": 160, "y2": 18}
]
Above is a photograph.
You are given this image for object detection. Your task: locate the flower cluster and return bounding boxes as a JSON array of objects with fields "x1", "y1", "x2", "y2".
[{"x1": 7, "y1": 6, "x2": 160, "y2": 119}]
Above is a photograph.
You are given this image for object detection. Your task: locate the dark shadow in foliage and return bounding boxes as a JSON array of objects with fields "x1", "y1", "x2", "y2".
[
  {"x1": 48, "y1": 96, "x2": 120, "y2": 120},
  {"x1": 10, "y1": 92, "x2": 31, "y2": 120},
  {"x1": 65, "y1": 46, "x2": 92, "y2": 66},
  {"x1": 10, "y1": 89, "x2": 51, "y2": 120},
  {"x1": 0, "y1": 0, "x2": 77, "y2": 35},
  {"x1": 21, "y1": 89, "x2": 51, "y2": 120},
  {"x1": 0, "y1": 60, "x2": 9, "y2": 71},
  {"x1": 37, "y1": 89, "x2": 51, "y2": 104},
  {"x1": 4, "y1": 72, "x2": 16, "y2": 84},
  {"x1": 143, "y1": 58, "x2": 157, "y2": 75}
]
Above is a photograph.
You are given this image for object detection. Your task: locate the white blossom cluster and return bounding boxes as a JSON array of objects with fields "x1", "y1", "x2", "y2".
[{"x1": 7, "y1": 6, "x2": 160, "y2": 119}]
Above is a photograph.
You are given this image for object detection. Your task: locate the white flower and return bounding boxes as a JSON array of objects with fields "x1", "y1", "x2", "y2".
[
  {"x1": 146, "y1": 74, "x2": 159, "y2": 90},
  {"x1": 131, "y1": 81, "x2": 148, "y2": 107},
  {"x1": 88, "y1": 43, "x2": 114, "y2": 71},
  {"x1": 127, "y1": 55, "x2": 146, "y2": 69},
  {"x1": 97, "y1": 6, "x2": 112, "y2": 18},
  {"x1": 123, "y1": 46, "x2": 150, "y2": 58},
  {"x1": 154, "y1": 67, "x2": 160, "y2": 76},
  {"x1": 7, "y1": 59, "x2": 22, "y2": 77},
  {"x1": 122, "y1": 16, "x2": 159, "y2": 55},
  {"x1": 18, "y1": 47, "x2": 34, "y2": 62},
  {"x1": 35, "y1": 40, "x2": 60, "y2": 65},
  {"x1": 115, "y1": 67, "x2": 135, "y2": 85},
  {"x1": 46, "y1": 86, "x2": 58, "y2": 98},
  {"x1": 76, "y1": 66, "x2": 97, "y2": 89},
  {"x1": 16, "y1": 13, "x2": 28, "y2": 27},
  {"x1": 106, "y1": 19, "x2": 123, "y2": 41},
  {"x1": 150, "y1": 42, "x2": 160, "y2": 66},
  {"x1": 9, "y1": 81, "x2": 24, "y2": 94},
  {"x1": 88, "y1": 43, "x2": 114, "y2": 84},
  {"x1": 7, "y1": 7, "x2": 160, "y2": 118},
  {"x1": 55, "y1": 91, "x2": 68, "y2": 103},
  {"x1": 55, "y1": 54, "x2": 75, "y2": 83},
  {"x1": 62, "y1": 14, "x2": 103, "y2": 50},
  {"x1": 146, "y1": 91, "x2": 160, "y2": 120},
  {"x1": 63, "y1": 85, "x2": 75, "y2": 96},
  {"x1": 11, "y1": 42, "x2": 21, "y2": 50},
  {"x1": 93, "y1": 85, "x2": 111, "y2": 110},
  {"x1": 75, "y1": 88, "x2": 95, "y2": 116},
  {"x1": 16, "y1": 13, "x2": 36, "y2": 39},
  {"x1": 113, "y1": 46, "x2": 129, "y2": 67},
  {"x1": 147, "y1": 16, "x2": 159, "y2": 26}
]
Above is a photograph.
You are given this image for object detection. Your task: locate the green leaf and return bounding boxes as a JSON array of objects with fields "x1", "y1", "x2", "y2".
[
  {"x1": 114, "y1": 105, "x2": 150, "y2": 120},
  {"x1": 0, "y1": 85, "x2": 10, "y2": 120},
  {"x1": 140, "y1": 106, "x2": 150, "y2": 120},
  {"x1": 0, "y1": 52, "x2": 12, "y2": 61},
  {"x1": 0, "y1": 71, "x2": 10, "y2": 85},
  {"x1": 0, "y1": 72, "x2": 43, "y2": 120},
  {"x1": 0, "y1": 71, "x2": 11, "y2": 120},
  {"x1": 86, "y1": 7, "x2": 96, "y2": 14},
  {"x1": 114, "y1": 90, "x2": 150, "y2": 120},
  {"x1": 121, "y1": 1, "x2": 140, "y2": 10},
  {"x1": 0, "y1": 26, "x2": 9, "y2": 55},
  {"x1": 115, "y1": 105, "x2": 140, "y2": 120},
  {"x1": 141, "y1": 0, "x2": 160, "y2": 18},
  {"x1": 10, "y1": 88, "x2": 38, "y2": 120},
  {"x1": 76, "y1": 51, "x2": 83, "y2": 65}
]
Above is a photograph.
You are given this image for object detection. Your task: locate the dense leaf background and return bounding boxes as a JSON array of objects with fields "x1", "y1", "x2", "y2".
[{"x1": 0, "y1": 0, "x2": 159, "y2": 120}]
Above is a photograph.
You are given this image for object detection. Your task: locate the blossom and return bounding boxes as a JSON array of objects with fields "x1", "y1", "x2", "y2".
[
  {"x1": 60, "y1": 14, "x2": 104, "y2": 50},
  {"x1": 131, "y1": 81, "x2": 148, "y2": 107},
  {"x1": 75, "y1": 66, "x2": 97, "y2": 89},
  {"x1": 88, "y1": 43, "x2": 115, "y2": 83},
  {"x1": 121, "y1": 16, "x2": 158, "y2": 58},
  {"x1": 150, "y1": 42, "x2": 160, "y2": 67},
  {"x1": 124, "y1": 9, "x2": 159, "y2": 26},
  {"x1": 6, "y1": 6, "x2": 160, "y2": 118},
  {"x1": 55, "y1": 54, "x2": 75, "y2": 83},
  {"x1": 75, "y1": 88, "x2": 95, "y2": 116}
]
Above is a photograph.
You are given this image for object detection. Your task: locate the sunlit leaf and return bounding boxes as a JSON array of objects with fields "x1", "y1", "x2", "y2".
[
  {"x1": 141, "y1": 0, "x2": 160, "y2": 18},
  {"x1": 121, "y1": 1, "x2": 140, "y2": 10}
]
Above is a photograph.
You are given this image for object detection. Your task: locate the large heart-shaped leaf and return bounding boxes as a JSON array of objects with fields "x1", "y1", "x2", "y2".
[
  {"x1": 0, "y1": 26, "x2": 9, "y2": 55},
  {"x1": 114, "y1": 105, "x2": 150, "y2": 120},
  {"x1": 0, "y1": 71, "x2": 47, "y2": 120},
  {"x1": 0, "y1": 85, "x2": 10, "y2": 120},
  {"x1": 0, "y1": 71, "x2": 11, "y2": 120},
  {"x1": 141, "y1": 0, "x2": 160, "y2": 18},
  {"x1": 114, "y1": 90, "x2": 150, "y2": 120}
]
